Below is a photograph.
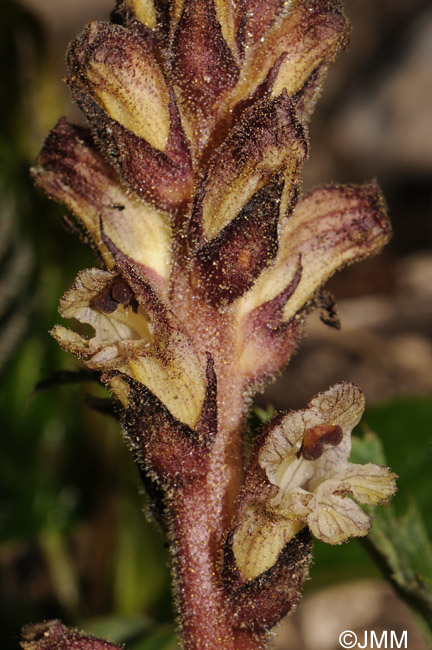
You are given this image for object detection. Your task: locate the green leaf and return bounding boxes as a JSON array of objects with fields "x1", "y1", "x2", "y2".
[
  {"x1": 81, "y1": 615, "x2": 152, "y2": 644},
  {"x1": 352, "y1": 431, "x2": 432, "y2": 640},
  {"x1": 252, "y1": 405, "x2": 275, "y2": 424},
  {"x1": 360, "y1": 397, "x2": 432, "y2": 532},
  {"x1": 130, "y1": 626, "x2": 177, "y2": 650},
  {"x1": 350, "y1": 429, "x2": 387, "y2": 466},
  {"x1": 112, "y1": 497, "x2": 170, "y2": 615}
]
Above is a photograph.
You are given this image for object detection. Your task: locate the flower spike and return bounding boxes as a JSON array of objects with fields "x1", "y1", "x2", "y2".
[{"x1": 33, "y1": 0, "x2": 396, "y2": 647}]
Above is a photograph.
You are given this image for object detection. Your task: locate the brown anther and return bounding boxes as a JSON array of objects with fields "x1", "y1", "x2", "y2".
[
  {"x1": 110, "y1": 277, "x2": 134, "y2": 305},
  {"x1": 301, "y1": 424, "x2": 343, "y2": 461},
  {"x1": 90, "y1": 287, "x2": 118, "y2": 313}
]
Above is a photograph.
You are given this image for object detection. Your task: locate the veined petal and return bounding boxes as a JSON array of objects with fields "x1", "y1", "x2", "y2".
[
  {"x1": 258, "y1": 410, "x2": 307, "y2": 487},
  {"x1": 194, "y1": 92, "x2": 306, "y2": 242},
  {"x1": 51, "y1": 325, "x2": 93, "y2": 359},
  {"x1": 307, "y1": 489, "x2": 371, "y2": 544},
  {"x1": 308, "y1": 383, "x2": 365, "y2": 436},
  {"x1": 237, "y1": 182, "x2": 391, "y2": 322},
  {"x1": 32, "y1": 120, "x2": 172, "y2": 289},
  {"x1": 336, "y1": 463, "x2": 398, "y2": 505},
  {"x1": 259, "y1": 383, "x2": 364, "y2": 488},
  {"x1": 305, "y1": 382, "x2": 365, "y2": 487},
  {"x1": 278, "y1": 487, "x2": 313, "y2": 519}
]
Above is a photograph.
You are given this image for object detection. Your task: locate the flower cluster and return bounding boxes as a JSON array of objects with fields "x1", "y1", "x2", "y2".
[
  {"x1": 30, "y1": 1, "x2": 396, "y2": 647},
  {"x1": 33, "y1": 0, "x2": 391, "y2": 435}
]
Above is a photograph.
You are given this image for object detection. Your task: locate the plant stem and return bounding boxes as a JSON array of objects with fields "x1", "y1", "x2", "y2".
[{"x1": 170, "y1": 480, "x2": 265, "y2": 650}]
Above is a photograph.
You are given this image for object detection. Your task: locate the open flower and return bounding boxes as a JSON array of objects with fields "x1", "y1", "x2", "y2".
[
  {"x1": 50, "y1": 265, "x2": 208, "y2": 429},
  {"x1": 232, "y1": 382, "x2": 397, "y2": 579}
]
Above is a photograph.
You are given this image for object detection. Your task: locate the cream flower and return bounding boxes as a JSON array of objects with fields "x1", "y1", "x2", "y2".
[
  {"x1": 51, "y1": 267, "x2": 207, "y2": 429},
  {"x1": 233, "y1": 382, "x2": 397, "y2": 579}
]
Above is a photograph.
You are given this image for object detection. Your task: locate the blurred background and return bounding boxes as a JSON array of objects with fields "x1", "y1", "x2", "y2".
[{"x1": 0, "y1": 1, "x2": 431, "y2": 648}]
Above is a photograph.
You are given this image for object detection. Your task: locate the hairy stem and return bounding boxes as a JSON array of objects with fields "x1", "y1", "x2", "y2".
[
  {"x1": 164, "y1": 308, "x2": 261, "y2": 648},
  {"x1": 170, "y1": 477, "x2": 264, "y2": 650}
]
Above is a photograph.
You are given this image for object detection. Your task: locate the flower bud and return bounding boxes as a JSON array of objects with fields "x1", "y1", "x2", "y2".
[
  {"x1": 236, "y1": 181, "x2": 391, "y2": 384},
  {"x1": 32, "y1": 120, "x2": 172, "y2": 291},
  {"x1": 68, "y1": 22, "x2": 193, "y2": 209},
  {"x1": 21, "y1": 620, "x2": 122, "y2": 650}
]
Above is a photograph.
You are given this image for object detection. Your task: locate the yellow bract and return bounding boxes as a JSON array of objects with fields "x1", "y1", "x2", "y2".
[
  {"x1": 101, "y1": 198, "x2": 172, "y2": 282},
  {"x1": 202, "y1": 130, "x2": 304, "y2": 241},
  {"x1": 203, "y1": 159, "x2": 264, "y2": 240},
  {"x1": 127, "y1": 0, "x2": 157, "y2": 29},
  {"x1": 88, "y1": 54, "x2": 171, "y2": 151},
  {"x1": 232, "y1": 504, "x2": 304, "y2": 580},
  {"x1": 129, "y1": 350, "x2": 206, "y2": 428}
]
